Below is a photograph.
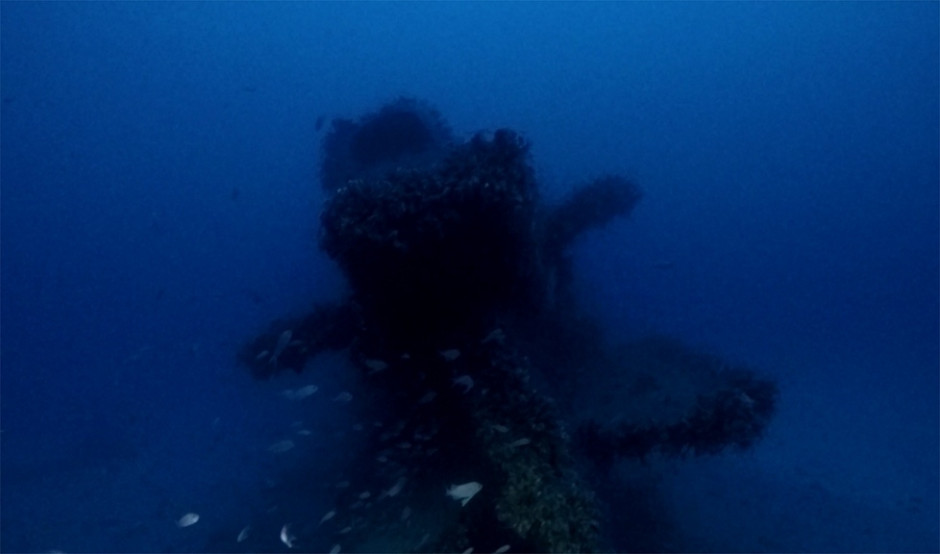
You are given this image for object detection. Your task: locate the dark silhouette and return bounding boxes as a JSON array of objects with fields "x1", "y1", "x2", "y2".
[{"x1": 239, "y1": 98, "x2": 778, "y2": 552}]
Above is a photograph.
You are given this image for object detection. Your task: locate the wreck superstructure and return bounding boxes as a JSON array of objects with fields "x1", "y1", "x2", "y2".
[{"x1": 239, "y1": 98, "x2": 778, "y2": 552}]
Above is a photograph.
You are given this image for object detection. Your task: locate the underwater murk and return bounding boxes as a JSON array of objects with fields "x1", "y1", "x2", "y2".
[{"x1": 1, "y1": 4, "x2": 936, "y2": 553}]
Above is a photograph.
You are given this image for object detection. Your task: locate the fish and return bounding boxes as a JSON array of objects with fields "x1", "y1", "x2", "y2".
[
  {"x1": 418, "y1": 391, "x2": 437, "y2": 404},
  {"x1": 268, "y1": 439, "x2": 295, "y2": 453},
  {"x1": 269, "y1": 329, "x2": 293, "y2": 366},
  {"x1": 296, "y1": 384, "x2": 319, "y2": 398},
  {"x1": 494, "y1": 545, "x2": 511, "y2": 553},
  {"x1": 439, "y1": 349, "x2": 461, "y2": 361},
  {"x1": 296, "y1": 429, "x2": 312, "y2": 436},
  {"x1": 508, "y1": 438, "x2": 531, "y2": 448},
  {"x1": 283, "y1": 384, "x2": 318, "y2": 400},
  {"x1": 333, "y1": 392, "x2": 353, "y2": 402},
  {"x1": 358, "y1": 491, "x2": 371, "y2": 499},
  {"x1": 446, "y1": 481, "x2": 482, "y2": 507},
  {"x1": 339, "y1": 526, "x2": 352, "y2": 534},
  {"x1": 481, "y1": 328, "x2": 505, "y2": 345},
  {"x1": 491, "y1": 424, "x2": 509, "y2": 433},
  {"x1": 255, "y1": 350, "x2": 270, "y2": 361},
  {"x1": 384, "y1": 477, "x2": 407, "y2": 498},
  {"x1": 329, "y1": 545, "x2": 341, "y2": 554},
  {"x1": 280, "y1": 524, "x2": 295, "y2": 548},
  {"x1": 401, "y1": 506, "x2": 412, "y2": 521},
  {"x1": 452, "y1": 375, "x2": 474, "y2": 393},
  {"x1": 236, "y1": 526, "x2": 250, "y2": 542},
  {"x1": 319, "y1": 510, "x2": 336, "y2": 525},
  {"x1": 462, "y1": 549, "x2": 474, "y2": 554},
  {"x1": 176, "y1": 512, "x2": 200, "y2": 527},
  {"x1": 364, "y1": 359, "x2": 388, "y2": 374}
]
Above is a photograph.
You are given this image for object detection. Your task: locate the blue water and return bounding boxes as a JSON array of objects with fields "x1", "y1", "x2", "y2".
[{"x1": 2, "y1": 3, "x2": 937, "y2": 552}]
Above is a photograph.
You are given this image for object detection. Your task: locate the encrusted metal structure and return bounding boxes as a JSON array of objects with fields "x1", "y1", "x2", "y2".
[{"x1": 239, "y1": 98, "x2": 778, "y2": 552}]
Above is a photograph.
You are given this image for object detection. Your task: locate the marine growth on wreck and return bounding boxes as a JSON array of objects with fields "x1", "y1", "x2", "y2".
[{"x1": 239, "y1": 97, "x2": 778, "y2": 552}]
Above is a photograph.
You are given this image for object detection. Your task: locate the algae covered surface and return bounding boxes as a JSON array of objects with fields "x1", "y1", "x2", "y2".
[{"x1": 239, "y1": 98, "x2": 778, "y2": 552}]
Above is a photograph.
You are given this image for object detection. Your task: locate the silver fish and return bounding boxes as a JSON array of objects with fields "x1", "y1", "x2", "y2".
[
  {"x1": 280, "y1": 524, "x2": 295, "y2": 548},
  {"x1": 176, "y1": 512, "x2": 199, "y2": 527},
  {"x1": 236, "y1": 526, "x2": 250, "y2": 542},
  {"x1": 384, "y1": 477, "x2": 407, "y2": 498},
  {"x1": 446, "y1": 481, "x2": 482, "y2": 507},
  {"x1": 439, "y1": 349, "x2": 461, "y2": 361},
  {"x1": 452, "y1": 375, "x2": 474, "y2": 393},
  {"x1": 294, "y1": 384, "x2": 319, "y2": 398},
  {"x1": 364, "y1": 359, "x2": 388, "y2": 374},
  {"x1": 481, "y1": 328, "x2": 506, "y2": 345},
  {"x1": 282, "y1": 384, "x2": 318, "y2": 400},
  {"x1": 268, "y1": 439, "x2": 295, "y2": 453},
  {"x1": 269, "y1": 329, "x2": 293, "y2": 366}
]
